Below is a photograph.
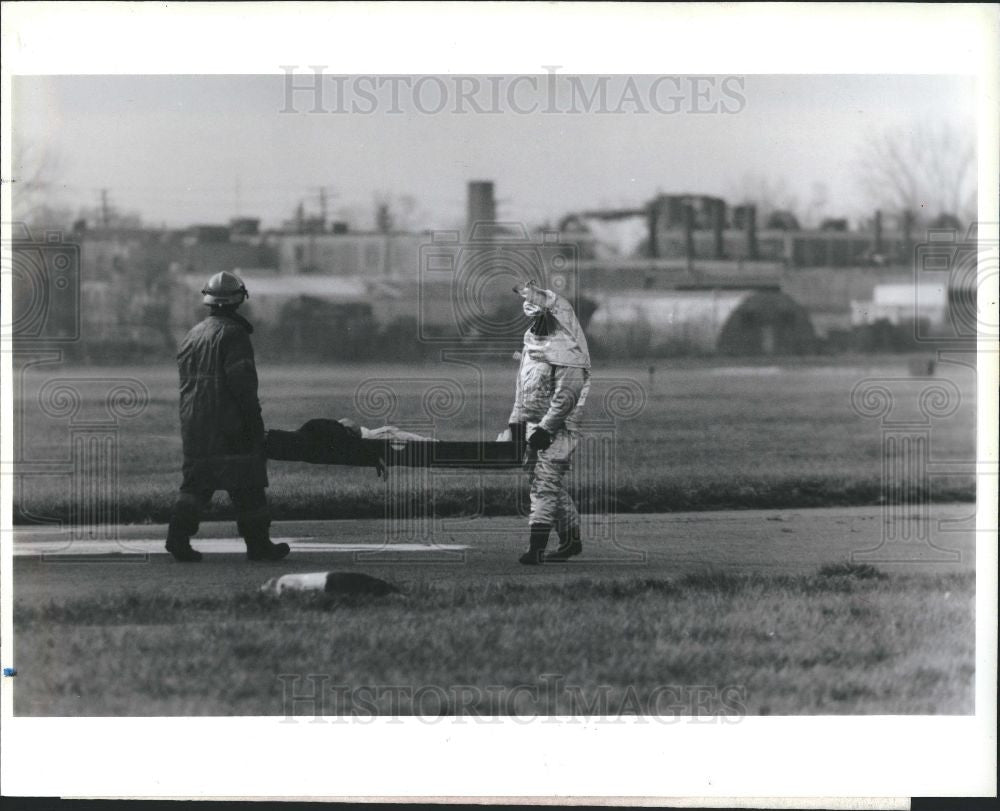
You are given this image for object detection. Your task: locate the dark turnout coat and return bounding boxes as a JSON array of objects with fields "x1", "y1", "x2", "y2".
[{"x1": 177, "y1": 310, "x2": 268, "y2": 491}]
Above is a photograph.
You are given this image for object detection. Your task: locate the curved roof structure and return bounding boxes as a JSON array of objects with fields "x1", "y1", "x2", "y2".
[{"x1": 588, "y1": 289, "x2": 816, "y2": 356}]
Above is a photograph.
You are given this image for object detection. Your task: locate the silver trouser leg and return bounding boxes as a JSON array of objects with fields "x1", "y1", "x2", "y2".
[
  {"x1": 528, "y1": 428, "x2": 578, "y2": 528},
  {"x1": 556, "y1": 480, "x2": 581, "y2": 540}
]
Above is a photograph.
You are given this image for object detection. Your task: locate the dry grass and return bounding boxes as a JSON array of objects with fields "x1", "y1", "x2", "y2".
[
  {"x1": 14, "y1": 567, "x2": 974, "y2": 716},
  {"x1": 15, "y1": 357, "x2": 976, "y2": 524}
]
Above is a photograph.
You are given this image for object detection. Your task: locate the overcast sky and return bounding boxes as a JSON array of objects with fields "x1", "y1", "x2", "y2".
[{"x1": 13, "y1": 74, "x2": 976, "y2": 230}]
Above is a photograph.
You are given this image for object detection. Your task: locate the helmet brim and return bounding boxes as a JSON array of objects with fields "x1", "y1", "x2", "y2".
[{"x1": 203, "y1": 292, "x2": 245, "y2": 306}]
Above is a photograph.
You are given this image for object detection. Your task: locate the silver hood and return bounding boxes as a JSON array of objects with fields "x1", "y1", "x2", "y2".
[{"x1": 519, "y1": 287, "x2": 591, "y2": 369}]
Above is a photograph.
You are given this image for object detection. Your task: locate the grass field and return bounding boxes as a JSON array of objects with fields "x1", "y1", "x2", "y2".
[
  {"x1": 13, "y1": 506, "x2": 977, "y2": 717},
  {"x1": 11, "y1": 355, "x2": 979, "y2": 717},
  {"x1": 14, "y1": 564, "x2": 974, "y2": 716},
  {"x1": 14, "y1": 355, "x2": 976, "y2": 524}
]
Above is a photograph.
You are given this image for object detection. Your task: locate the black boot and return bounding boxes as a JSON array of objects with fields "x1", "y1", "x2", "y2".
[
  {"x1": 239, "y1": 513, "x2": 290, "y2": 562},
  {"x1": 519, "y1": 524, "x2": 551, "y2": 565},
  {"x1": 245, "y1": 533, "x2": 291, "y2": 561},
  {"x1": 165, "y1": 528, "x2": 203, "y2": 562},
  {"x1": 545, "y1": 526, "x2": 582, "y2": 562},
  {"x1": 165, "y1": 501, "x2": 203, "y2": 562}
]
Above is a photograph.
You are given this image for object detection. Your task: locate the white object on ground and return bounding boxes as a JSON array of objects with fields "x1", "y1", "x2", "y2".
[
  {"x1": 261, "y1": 571, "x2": 329, "y2": 595},
  {"x1": 261, "y1": 571, "x2": 401, "y2": 597}
]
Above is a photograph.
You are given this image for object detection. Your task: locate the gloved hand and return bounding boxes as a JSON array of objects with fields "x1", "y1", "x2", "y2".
[{"x1": 528, "y1": 426, "x2": 553, "y2": 451}]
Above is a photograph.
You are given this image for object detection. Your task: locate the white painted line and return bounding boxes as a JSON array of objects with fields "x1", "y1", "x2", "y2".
[{"x1": 14, "y1": 538, "x2": 470, "y2": 557}]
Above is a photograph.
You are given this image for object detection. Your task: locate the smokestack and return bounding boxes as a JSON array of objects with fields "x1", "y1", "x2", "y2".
[
  {"x1": 745, "y1": 204, "x2": 758, "y2": 260},
  {"x1": 682, "y1": 202, "x2": 696, "y2": 266},
  {"x1": 902, "y1": 209, "x2": 915, "y2": 260},
  {"x1": 647, "y1": 200, "x2": 660, "y2": 258},
  {"x1": 647, "y1": 195, "x2": 671, "y2": 258},
  {"x1": 467, "y1": 181, "x2": 496, "y2": 236},
  {"x1": 711, "y1": 198, "x2": 726, "y2": 259}
]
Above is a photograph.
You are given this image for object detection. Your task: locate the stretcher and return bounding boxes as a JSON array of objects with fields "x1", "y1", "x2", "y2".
[{"x1": 265, "y1": 419, "x2": 524, "y2": 472}]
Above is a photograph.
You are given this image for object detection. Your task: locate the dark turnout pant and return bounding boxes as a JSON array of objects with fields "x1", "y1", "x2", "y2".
[{"x1": 167, "y1": 485, "x2": 271, "y2": 548}]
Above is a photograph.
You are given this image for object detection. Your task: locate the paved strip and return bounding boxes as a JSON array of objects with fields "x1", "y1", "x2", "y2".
[
  {"x1": 13, "y1": 538, "x2": 470, "y2": 557},
  {"x1": 10, "y1": 507, "x2": 976, "y2": 610}
]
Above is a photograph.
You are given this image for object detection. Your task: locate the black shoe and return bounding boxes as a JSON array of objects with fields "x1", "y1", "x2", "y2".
[
  {"x1": 165, "y1": 541, "x2": 203, "y2": 563},
  {"x1": 247, "y1": 541, "x2": 290, "y2": 562},
  {"x1": 544, "y1": 539, "x2": 582, "y2": 562},
  {"x1": 518, "y1": 548, "x2": 545, "y2": 565},
  {"x1": 519, "y1": 523, "x2": 552, "y2": 566}
]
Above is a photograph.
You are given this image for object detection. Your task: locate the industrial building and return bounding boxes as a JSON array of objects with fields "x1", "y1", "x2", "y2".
[
  {"x1": 850, "y1": 283, "x2": 950, "y2": 332},
  {"x1": 274, "y1": 231, "x2": 424, "y2": 278},
  {"x1": 562, "y1": 194, "x2": 918, "y2": 269},
  {"x1": 22, "y1": 178, "x2": 971, "y2": 360},
  {"x1": 587, "y1": 289, "x2": 816, "y2": 357}
]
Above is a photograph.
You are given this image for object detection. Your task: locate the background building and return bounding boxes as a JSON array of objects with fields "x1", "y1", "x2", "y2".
[{"x1": 588, "y1": 289, "x2": 816, "y2": 357}]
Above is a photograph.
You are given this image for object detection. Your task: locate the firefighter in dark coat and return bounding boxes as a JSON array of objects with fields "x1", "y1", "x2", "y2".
[{"x1": 165, "y1": 271, "x2": 290, "y2": 562}]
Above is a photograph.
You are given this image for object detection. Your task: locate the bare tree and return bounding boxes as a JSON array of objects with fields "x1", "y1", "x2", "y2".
[
  {"x1": 857, "y1": 120, "x2": 975, "y2": 226},
  {"x1": 10, "y1": 139, "x2": 72, "y2": 229}
]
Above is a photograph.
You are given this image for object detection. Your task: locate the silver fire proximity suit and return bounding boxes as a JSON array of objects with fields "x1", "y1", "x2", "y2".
[{"x1": 508, "y1": 286, "x2": 591, "y2": 547}]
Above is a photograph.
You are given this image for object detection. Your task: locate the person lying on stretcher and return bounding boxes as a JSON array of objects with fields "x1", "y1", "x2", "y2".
[
  {"x1": 264, "y1": 418, "x2": 436, "y2": 477},
  {"x1": 265, "y1": 412, "x2": 528, "y2": 474}
]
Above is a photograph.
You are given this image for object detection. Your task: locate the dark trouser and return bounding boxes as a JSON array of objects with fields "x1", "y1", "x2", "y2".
[{"x1": 166, "y1": 486, "x2": 271, "y2": 549}]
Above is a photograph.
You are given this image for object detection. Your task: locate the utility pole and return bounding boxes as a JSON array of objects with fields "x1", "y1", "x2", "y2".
[
  {"x1": 314, "y1": 186, "x2": 336, "y2": 232},
  {"x1": 99, "y1": 188, "x2": 111, "y2": 228}
]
